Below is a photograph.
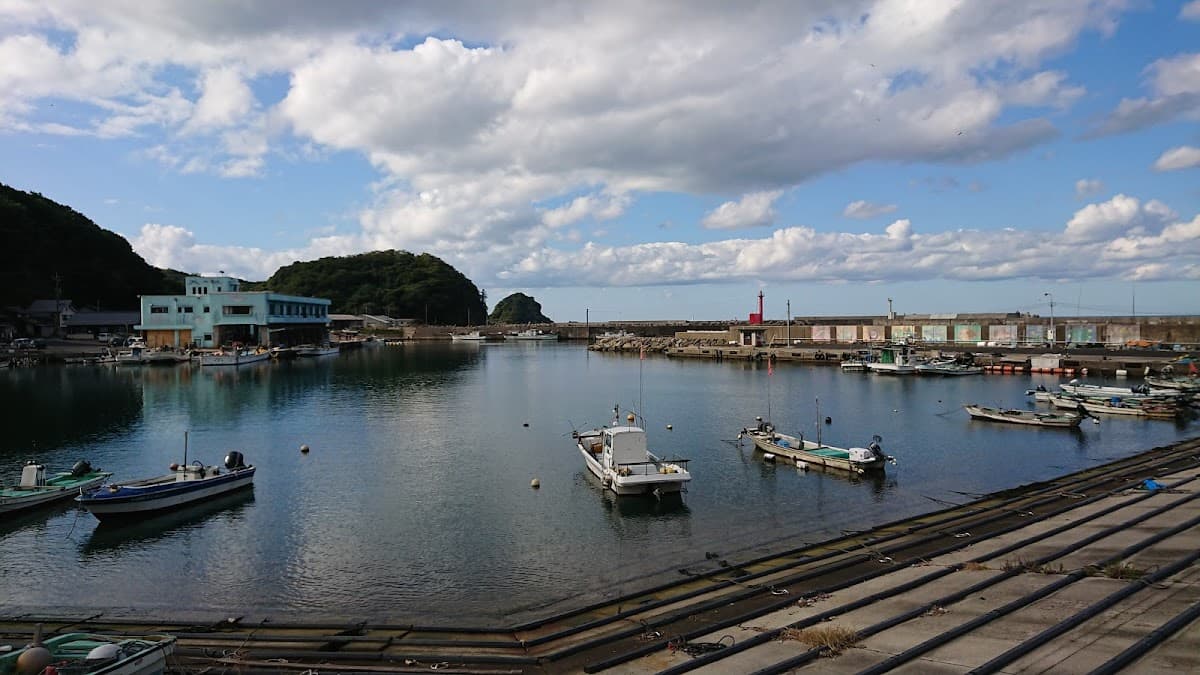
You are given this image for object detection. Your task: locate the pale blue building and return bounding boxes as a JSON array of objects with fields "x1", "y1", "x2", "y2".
[{"x1": 136, "y1": 276, "x2": 331, "y2": 348}]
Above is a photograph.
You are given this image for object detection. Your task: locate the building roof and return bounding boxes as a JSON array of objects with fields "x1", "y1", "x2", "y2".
[
  {"x1": 329, "y1": 314, "x2": 363, "y2": 321},
  {"x1": 26, "y1": 299, "x2": 74, "y2": 314}
]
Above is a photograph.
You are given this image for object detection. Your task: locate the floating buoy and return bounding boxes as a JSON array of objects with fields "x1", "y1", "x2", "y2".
[
  {"x1": 522, "y1": 422, "x2": 529, "y2": 427},
  {"x1": 892, "y1": 409, "x2": 899, "y2": 413},
  {"x1": 796, "y1": 461, "x2": 808, "y2": 471},
  {"x1": 666, "y1": 424, "x2": 673, "y2": 430},
  {"x1": 1093, "y1": 418, "x2": 1101, "y2": 424},
  {"x1": 169, "y1": 463, "x2": 179, "y2": 471},
  {"x1": 530, "y1": 478, "x2": 541, "y2": 489},
  {"x1": 300, "y1": 444, "x2": 310, "y2": 454},
  {"x1": 824, "y1": 416, "x2": 832, "y2": 425}
]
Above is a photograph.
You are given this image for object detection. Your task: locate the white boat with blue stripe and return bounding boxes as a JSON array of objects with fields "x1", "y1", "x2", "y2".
[{"x1": 78, "y1": 443, "x2": 254, "y2": 522}]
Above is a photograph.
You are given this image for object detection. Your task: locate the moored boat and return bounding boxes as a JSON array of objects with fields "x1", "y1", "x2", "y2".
[
  {"x1": 0, "y1": 460, "x2": 111, "y2": 515},
  {"x1": 78, "y1": 448, "x2": 255, "y2": 521},
  {"x1": 840, "y1": 349, "x2": 871, "y2": 372},
  {"x1": 295, "y1": 343, "x2": 340, "y2": 357},
  {"x1": 505, "y1": 329, "x2": 558, "y2": 341},
  {"x1": 0, "y1": 626, "x2": 175, "y2": 675},
  {"x1": 867, "y1": 344, "x2": 920, "y2": 375},
  {"x1": 574, "y1": 407, "x2": 691, "y2": 497},
  {"x1": 963, "y1": 404, "x2": 1083, "y2": 428},
  {"x1": 739, "y1": 417, "x2": 893, "y2": 474},
  {"x1": 199, "y1": 348, "x2": 271, "y2": 366},
  {"x1": 450, "y1": 331, "x2": 490, "y2": 341},
  {"x1": 916, "y1": 361, "x2": 984, "y2": 376},
  {"x1": 1045, "y1": 392, "x2": 1180, "y2": 419},
  {"x1": 1059, "y1": 380, "x2": 1174, "y2": 398}
]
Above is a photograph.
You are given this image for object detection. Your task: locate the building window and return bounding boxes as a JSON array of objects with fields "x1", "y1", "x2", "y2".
[
  {"x1": 203, "y1": 306, "x2": 210, "y2": 313},
  {"x1": 223, "y1": 305, "x2": 252, "y2": 315},
  {"x1": 150, "y1": 305, "x2": 168, "y2": 314},
  {"x1": 183, "y1": 306, "x2": 194, "y2": 313},
  {"x1": 203, "y1": 333, "x2": 213, "y2": 342}
]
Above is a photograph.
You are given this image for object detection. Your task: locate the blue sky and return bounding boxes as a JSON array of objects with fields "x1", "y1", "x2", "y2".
[{"x1": 1, "y1": 1, "x2": 1198, "y2": 321}]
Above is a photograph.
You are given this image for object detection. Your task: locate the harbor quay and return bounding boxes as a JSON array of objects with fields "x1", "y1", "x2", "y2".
[{"x1": 3, "y1": 436, "x2": 1199, "y2": 673}]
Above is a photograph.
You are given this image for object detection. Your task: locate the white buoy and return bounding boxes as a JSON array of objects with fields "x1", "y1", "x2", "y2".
[
  {"x1": 1115, "y1": 369, "x2": 1127, "y2": 378},
  {"x1": 530, "y1": 478, "x2": 540, "y2": 489},
  {"x1": 666, "y1": 424, "x2": 673, "y2": 430},
  {"x1": 300, "y1": 444, "x2": 310, "y2": 454}
]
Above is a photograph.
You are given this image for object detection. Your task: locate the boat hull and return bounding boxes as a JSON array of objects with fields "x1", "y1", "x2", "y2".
[
  {"x1": 742, "y1": 430, "x2": 887, "y2": 474},
  {"x1": 576, "y1": 442, "x2": 690, "y2": 496},
  {"x1": 867, "y1": 363, "x2": 918, "y2": 375},
  {"x1": 964, "y1": 405, "x2": 1081, "y2": 428},
  {"x1": 0, "y1": 473, "x2": 111, "y2": 515},
  {"x1": 0, "y1": 633, "x2": 176, "y2": 675},
  {"x1": 200, "y1": 351, "x2": 271, "y2": 366},
  {"x1": 78, "y1": 467, "x2": 255, "y2": 520}
]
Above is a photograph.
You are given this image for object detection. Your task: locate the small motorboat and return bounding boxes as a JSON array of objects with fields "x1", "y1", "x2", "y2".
[
  {"x1": 0, "y1": 625, "x2": 175, "y2": 675},
  {"x1": 78, "y1": 443, "x2": 254, "y2": 521},
  {"x1": 740, "y1": 417, "x2": 893, "y2": 474},
  {"x1": 0, "y1": 460, "x2": 111, "y2": 515},
  {"x1": 295, "y1": 344, "x2": 340, "y2": 357},
  {"x1": 964, "y1": 404, "x2": 1083, "y2": 428},
  {"x1": 199, "y1": 348, "x2": 271, "y2": 366},
  {"x1": 505, "y1": 329, "x2": 558, "y2": 341},
  {"x1": 574, "y1": 407, "x2": 691, "y2": 497}
]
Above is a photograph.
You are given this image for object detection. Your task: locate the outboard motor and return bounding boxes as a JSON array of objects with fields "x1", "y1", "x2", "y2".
[
  {"x1": 868, "y1": 435, "x2": 886, "y2": 460},
  {"x1": 224, "y1": 451, "x2": 246, "y2": 470},
  {"x1": 71, "y1": 460, "x2": 93, "y2": 477}
]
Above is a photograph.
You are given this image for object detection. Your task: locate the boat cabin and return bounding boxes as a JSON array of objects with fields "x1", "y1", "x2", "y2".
[
  {"x1": 603, "y1": 426, "x2": 648, "y2": 467},
  {"x1": 20, "y1": 462, "x2": 46, "y2": 487}
]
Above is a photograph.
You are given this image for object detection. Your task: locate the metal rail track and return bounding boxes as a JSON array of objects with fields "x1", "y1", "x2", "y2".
[{"x1": 1, "y1": 438, "x2": 1196, "y2": 674}]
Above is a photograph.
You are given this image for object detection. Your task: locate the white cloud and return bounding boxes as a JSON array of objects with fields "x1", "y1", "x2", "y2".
[
  {"x1": 541, "y1": 192, "x2": 630, "y2": 228},
  {"x1": 1064, "y1": 194, "x2": 1175, "y2": 243},
  {"x1": 1152, "y1": 145, "x2": 1200, "y2": 172},
  {"x1": 185, "y1": 68, "x2": 254, "y2": 132},
  {"x1": 1185, "y1": 1, "x2": 1200, "y2": 20},
  {"x1": 843, "y1": 200, "x2": 898, "y2": 219},
  {"x1": 1074, "y1": 178, "x2": 1104, "y2": 198},
  {"x1": 1092, "y1": 52, "x2": 1200, "y2": 136},
  {"x1": 701, "y1": 191, "x2": 783, "y2": 230}
]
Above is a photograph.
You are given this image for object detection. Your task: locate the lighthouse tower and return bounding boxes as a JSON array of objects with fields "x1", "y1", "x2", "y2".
[{"x1": 748, "y1": 290, "x2": 764, "y2": 325}]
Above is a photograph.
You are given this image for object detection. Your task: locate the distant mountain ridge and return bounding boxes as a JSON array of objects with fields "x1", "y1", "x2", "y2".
[{"x1": 0, "y1": 182, "x2": 182, "y2": 309}]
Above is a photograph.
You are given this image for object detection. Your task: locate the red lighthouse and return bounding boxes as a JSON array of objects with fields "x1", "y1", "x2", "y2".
[{"x1": 748, "y1": 290, "x2": 764, "y2": 325}]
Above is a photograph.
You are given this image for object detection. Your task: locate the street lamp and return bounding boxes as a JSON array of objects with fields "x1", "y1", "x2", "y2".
[{"x1": 1044, "y1": 292, "x2": 1055, "y2": 347}]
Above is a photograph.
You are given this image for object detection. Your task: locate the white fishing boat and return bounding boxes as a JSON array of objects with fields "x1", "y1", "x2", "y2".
[
  {"x1": 295, "y1": 344, "x2": 340, "y2": 357},
  {"x1": 574, "y1": 407, "x2": 691, "y2": 497},
  {"x1": 916, "y1": 359, "x2": 983, "y2": 376},
  {"x1": 0, "y1": 626, "x2": 175, "y2": 675},
  {"x1": 199, "y1": 348, "x2": 271, "y2": 366},
  {"x1": 0, "y1": 460, "x2": 111, "y2": 515},
  {"x1": 450, "y1": 331, "x2": 489, "y2": 341},
  {"x1": 1146, "y1": 375, "x2": 1200, "y2": 392},
  {"x1": 505, "y1": 329, "x2": 558, "y2": 341},
  {"x1": 1045, "y1": 393, "x2": 1179, "y2": 419},
  {"x1": 115, "y1": 345, "x2": 149, "y2": 365},
  {"x1": 1059, "y1": 380, "x2": 1173, "y2": 398},
  {"x1": 840, "y1": 350, "x2": 871, "y2": 372},
  {"x1": 740, "y1": 417, "x2": 893, "y2": 474},
  {"x1": 963, "y1": 405, "x2": 1083, "y2": 428},
  {"x1": 867, "y1": 344, "x2": 921, "y2": 375}
]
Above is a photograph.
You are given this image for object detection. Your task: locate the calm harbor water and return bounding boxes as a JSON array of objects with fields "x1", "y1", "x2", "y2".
[{"x1": 1, "y1": 343, "x2": 1196, "y2": 623}]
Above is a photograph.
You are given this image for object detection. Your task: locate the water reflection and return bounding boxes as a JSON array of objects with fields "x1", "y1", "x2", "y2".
[
  {"x1": 0, "y1": 367, "x2": 142, "y2": 456},
  {"x1": 79, "y1": 489, "x2": 255, "y2": 558}
]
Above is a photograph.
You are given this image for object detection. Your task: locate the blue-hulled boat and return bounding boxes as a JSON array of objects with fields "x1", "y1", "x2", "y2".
[{"x1": 78, "y1": 448, "x2": 254, "y2": 522}]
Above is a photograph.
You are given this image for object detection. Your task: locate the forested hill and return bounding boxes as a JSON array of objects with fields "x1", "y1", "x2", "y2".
[
  {"x1": 489, "y1": 292, "x2": 552, "y2": 323},
  {"x1": 263, "y1": 250, "x2": 487, "y2": 324},
  {"x1": 0, "y1": 183, "x2": 182, "y2": 309}
]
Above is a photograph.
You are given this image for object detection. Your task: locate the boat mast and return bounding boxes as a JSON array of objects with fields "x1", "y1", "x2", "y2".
[
  {"x1": 183, "y1": 430, "x2": 188, "y2": 466},
  {"x1": 815, "y1": 397, "x2": 821, "y2": 448}
]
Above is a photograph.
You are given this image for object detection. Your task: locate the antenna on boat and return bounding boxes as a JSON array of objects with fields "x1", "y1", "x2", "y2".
[{"x1": 183, "y1": 430, "x2": 188, "y2": 466}]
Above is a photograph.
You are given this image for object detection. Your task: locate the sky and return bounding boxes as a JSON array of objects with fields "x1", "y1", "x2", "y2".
[{"x1": 1, "y1": 1, "x2": 1199, "y2": 322}]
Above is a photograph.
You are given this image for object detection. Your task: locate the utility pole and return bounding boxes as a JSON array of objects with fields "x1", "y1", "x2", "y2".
[
  {"x1": 786, "y1": 299, "x2": 791, "y2": 346},
  {"x1": 886, "y1": 297, "x2": 895, "y2": 320},
  {"x1": 1044, "y1": 292, "x2": 1055, "y2": 347},
  {"x1": 585, "y1": 307, "x2": 589, "y2": 343}
]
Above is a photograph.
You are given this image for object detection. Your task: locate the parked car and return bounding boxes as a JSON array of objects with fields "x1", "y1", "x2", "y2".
[
  {"x1": 12, "y1": 338, "x2": 35, "y2": 349},
  {"x1": 98, "y1": 332, "x2": 110, "y2": 342}
]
